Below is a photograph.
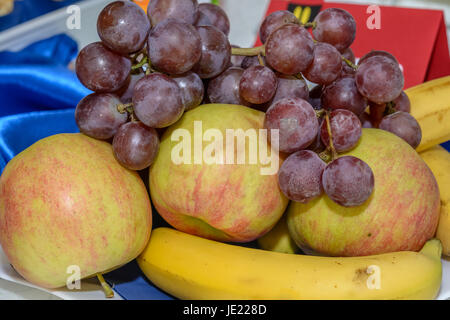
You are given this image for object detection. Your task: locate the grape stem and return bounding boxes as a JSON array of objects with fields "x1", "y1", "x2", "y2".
[
  {"x1": 257, "y1": 53, "x2": 265, "y2": 66},
  {"x1": 342, "y1": 57, "x2": 358, "y2": 70},
  {"x1": 117, "y1": 103, "x2": 133, "y2": 114},
  {"x1": 324, "y1": 111, "x2": 338, "y2": 161},
  {"x1": 117, "y1": 103, "x2": 138, "y2": 121},
  {"x1": 318, "y1": 149, "x2": 331, "y2": 162},
  {"x1": 231, "y1": 45, "x2": 265, "y2": 56},
  {"x1": 315, "y1": 109, "x2": 326, "y2": 118},
  {"x1": 132, "y1": 56, "x2": 148, "y2": 70},
  {"x1": 97, "y1": 273, "x2": 114, "y2": 298},
  {"x1": 385, "y1": 101, "x2": 397, "y2": 115},
  {"x1": 302, "y1": 21, "x2": 316, "y2": 29}
]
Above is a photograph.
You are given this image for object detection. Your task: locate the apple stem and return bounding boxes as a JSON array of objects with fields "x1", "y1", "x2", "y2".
[
  {"x1": 231, "y1": 45, "x2": 265, "y2": 56},
  {"x1": 97, "y1": 273, "x2": 114, "y2": 298},
  {"x1": 324, "y1": 112, "x2": 338, "y2": 161}
]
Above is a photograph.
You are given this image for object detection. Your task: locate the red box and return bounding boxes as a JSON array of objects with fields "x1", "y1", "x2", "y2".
[{"x1": 256, "y1": 0, "x2": 450, "y2": 88}]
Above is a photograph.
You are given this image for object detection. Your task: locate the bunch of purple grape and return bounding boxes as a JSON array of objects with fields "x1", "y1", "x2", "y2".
[
  {"x1": 74, "y1": 1, "x2": 422, "y2": 208},
  {"x1": 75, "y1": 0, "x2": 232, "y2": 170},
  {"x1": 254, "y1": 8, "x2": 421, "y2": 208}
]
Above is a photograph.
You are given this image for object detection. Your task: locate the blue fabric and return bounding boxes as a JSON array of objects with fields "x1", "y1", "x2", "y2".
[
  {"x1": 0, "y1": 0, "x2": 81, "y2": 32},
  {"x1": 0, "y1": 34, "x2": 89, "y2": 117}
]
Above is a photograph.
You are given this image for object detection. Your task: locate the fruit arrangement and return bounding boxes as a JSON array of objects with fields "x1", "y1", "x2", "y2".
[
  {"x1": 73, "y1": 1, "x2": 427, "y2": 212},
  {"x1": 0, "y1": 0, "x2": 449, "y2": 300}
]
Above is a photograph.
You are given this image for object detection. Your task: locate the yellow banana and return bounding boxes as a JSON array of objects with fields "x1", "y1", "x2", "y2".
[
  {"x1": 137, "y1": 228, "x2": 442, "y2": 300},
  {"x1": 406, "y1": 75, "x2": 450, "y2": 152},
  {"x1": 257, "y1": 214, "x2": 298, "y2": 254},
  {"x1": 420, "y1": 145, "x2": 450, "y2": 256}
]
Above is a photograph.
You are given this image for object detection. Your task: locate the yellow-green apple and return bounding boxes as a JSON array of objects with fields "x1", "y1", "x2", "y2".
[
  {"x1": 150, "y1": 104, "x2": 288, "y2": 242},
  {"x1": 0, "y1": 133, "x2": 152, "y2": 288},
  {"x1": 257, "y1": 214, "x2": 298, "y2": 254},
  {"x1": 287, "y1": 128, "x2": 440, "y2": 256}
]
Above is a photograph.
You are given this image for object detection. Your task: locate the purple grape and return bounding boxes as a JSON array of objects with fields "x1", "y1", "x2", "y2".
[
  {"x1": 132, "y1": 73, "x2": 184, "y2": 128},
  {"x1": 113, "y1": 121, "x2": 160, "y2": 171},
  {"x1": 230, "y1": 45, "x2": 245, "y2": 67},
  {"x1": 358, "y1": 50, "x2": 398, "y2": 66},
  {"x1": 76, "y1": 42, "x2": 131, "y2": 92},
  {"x1": 207, "y1": 67, "x2": 249, "y2": 106},
  {"x1": 321, "y1": 77, "x2": 367, "y2": 116},
  {"x1": 264, "y1": 98, "x2": 319, "y2": 153},
  {"x1": 392, "y1": 91, "x2": 411, "y2": 113},
  {"x1": 147, "y1": 0, "x2": 198, "y2": 26},
  {"x1": 303, "y1": 42, "x2": 343, "y2": 85},
  {"x1": 239, "y1": 65, "x2": 278, "y2": 104},
  {"x1": 97, "y1": 1, "x2": 150, "y2": 55},
  {"x1": 359, "y1": 112, "x2": 373, "y2": 128},
  {"x1": 355, "y1": 56, "x2": 404, "y2": 104},
  {"x1": 196, "y1": 3, "x2": 230, "y2": 36},
  {"x1": 115, "y1": 73, "x2": 145, "y2": 103},
  {"x1": 192, "y1": 26, "x2": 231, "y2": 79},
  {"x1": 368, "y1": 101, "x2": 385, "y2": 128},
  {"x1": 320, "y1": 109, "x2": 362, "y2": 152},
  {"x1": 241, "y1": 55, "x2": 266, "y2": 69},
  {"x1": 75, "y1": 93, "x2": 128, "y2": 140},
  {"x1": 322, "y1": 156, "x2": 374, "y2": 207},
  {"x1": 171, "y1": 71, "x2": 204, "y2": 110},
  {"x1": 312, "y1": 8, "x2": 356, "y2": 52},
  {"x1": 278, "y1": 150, "x2": 326, "y2": 203},
  {"x1": 265, "y1": 24, "x2": 314, "y2": 75},
  {"x1": 259, "y1": 10, "x2": 299, "y2": 44},
  {"x1": 147, "y1": 19, "x2": 201, "y2": 75},
  {"x1": 379, "y1": 111, "x2": 422, "y2": 149},
  {"x1": 308, "y1": 123, "x2": 326, "y2": 153},
  {"x1": 272, "y1": 74, "x2": 309, "y2": 103},
  {"x1": 309, "y1": 85, "x2": 323, "y2": 110},
  {"x1": 342, "y1": 47, "x2": 355, "y2": 63},
  {"x1": 194, "y1": 9, "x2": 212, "y2": 27},
  {"x1": 341, "y1": 47, "x2": 356, "y2": 77}
]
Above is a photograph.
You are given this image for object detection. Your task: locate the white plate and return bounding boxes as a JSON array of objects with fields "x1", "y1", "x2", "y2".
[{"x1": 0, "y1": 247, "x2": 122, "y2": 300}]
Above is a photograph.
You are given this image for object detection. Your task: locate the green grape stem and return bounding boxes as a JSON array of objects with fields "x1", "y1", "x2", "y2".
[
  {"x1": 97, "y1": 273, "x2": 114, "y2": 298},
  {"x1": 131, "y1": 56, "x2": 148, "y2": 70},
  {"x1": 231, "y1": 45, "x2": 265, "y2": 56},
  {"x1": 315, "y1": 109, "x2": 326, "y2": 118},
  {"x1": 324, "y1": 111, "x2": 338, "y2": 161},
  {"x1": 343, "y1": 57, "x2": 358, "y2": 70},
  {"x1": 318, "y1": 149, "x2": 332, "y2": 163},
  {"x1": 302, "y1": 21, "x2": 316, "y2": 28},
  {"x1": 385, "y1": 101, "x2": 397, "y2": 115},
  {"x1": 117, "y1": 103, "x2": 133, "y2": 114},
  {"x1": 231, "y1": 44, "x2": 357, "y2": 73},
  {"x1": 257, "y1": 53, "x2": 265, "y2": 66}
]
